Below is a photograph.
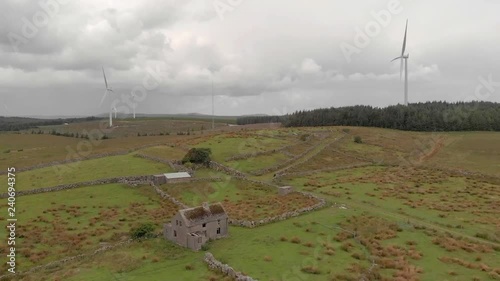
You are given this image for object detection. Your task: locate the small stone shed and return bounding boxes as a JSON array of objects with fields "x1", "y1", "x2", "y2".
[
  {"x1": 278, "y1": 186, "x2": 294, "y2": 196},
  {"x1": 153, "y1": 172, "x2": 191, "y2": 185}
]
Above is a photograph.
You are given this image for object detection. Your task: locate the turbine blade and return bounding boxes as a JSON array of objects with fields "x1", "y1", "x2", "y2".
[
  {"x1": 99, "y1": 90, "x2": 108, "y2": 107},
  {"x1": 401, "y1": 19, "x2": 408, "y2": 56},
  {"x1": 102, "y1": 67, "x2": 108, "y2": 89},
  {"x1": 391, "y1": 56, "x2": 402, "y2": 62}
]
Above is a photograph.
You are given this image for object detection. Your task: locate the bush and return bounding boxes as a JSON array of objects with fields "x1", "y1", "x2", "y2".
[
  {"x1": 342, "y1": 128, "x2": 350, "y2": 133},
  {"x1": 354, "y1": 136, "x2": 362, "y2": 143},
  {"x1": 201, "y1": 243, "x2": 210, "y2": 251},
  {"x1": 182, "y1": 148, "x2": 212, "y2": 165},
  {"x1": 299, "y1": 134, "x2": 310, "y2": 141},
  {"x1": 130, "y1": 223, "x2": 156, "y2": 239}
]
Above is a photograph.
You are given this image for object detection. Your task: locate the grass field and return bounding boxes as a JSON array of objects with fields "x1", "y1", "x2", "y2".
[
  {"x1": 0, "y1": 184, "x2": 178, "y2": 272},
  {"x1": 160, "y1": 178, "x2": 320, "y2": 220},
  {"x1": 136, "y1": 145, "x2": 188, "y2": 160},
  {"x1": 193, "y1": 133, "x2": 291, "y2": 162},
  {"x1": 0, "y1": 154, "x2": 173, "y2": 191},
  {"x1": 0, "y1": 133, "x2": 191, "y2": 169},
  {"x1": 1, "y1": 124, "x2": 499, "y2": 281},
  {"x1": 282, "y1": 166, "x2": 500, "y2": 243}
]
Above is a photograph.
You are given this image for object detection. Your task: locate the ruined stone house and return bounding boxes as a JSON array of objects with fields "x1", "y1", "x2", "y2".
[{"x1": 164, "y1": 202, "x2": 228, "y2": 250}]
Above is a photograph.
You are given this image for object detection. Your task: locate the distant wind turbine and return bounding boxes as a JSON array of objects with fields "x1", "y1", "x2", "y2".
[
  {"x1": 391, "y1": 19, "x2": 409, "y2": 106},
  {"x1": 113, "y1": 106, "x2": 117, "y2": 118},
  {"x1": 100, "y1": 66, "x2": 114, "y2": 127},
  {"x1": 211, "y1": 78, "x2": 215, "y2": 130}
]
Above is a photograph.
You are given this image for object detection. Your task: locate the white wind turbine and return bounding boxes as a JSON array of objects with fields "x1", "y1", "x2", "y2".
[
  {"x1": 391, "y1": 19, "x2": 409, "y2": 106},
  {"x1": 100, "y1": 66, "x2": 114, "y2": 127},
  {"x1": 113, "y1": 106, "x2": 117, "y2": 118},
  {"x1": 211, "y1": 77, "x2": 215, "y2": 130}
]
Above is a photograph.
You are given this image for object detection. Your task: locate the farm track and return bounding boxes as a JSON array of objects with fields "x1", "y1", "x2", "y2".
[{"x1": 332, "y1": 197, "x2": 500, "y2": 248}]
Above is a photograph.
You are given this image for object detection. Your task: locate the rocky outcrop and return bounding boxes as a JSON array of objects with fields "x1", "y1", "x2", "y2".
[{"x1": 204, "y1": 252, "x2": 258, "y2": 281}]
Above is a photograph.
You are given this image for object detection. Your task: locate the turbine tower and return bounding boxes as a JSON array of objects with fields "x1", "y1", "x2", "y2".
[
  {"x1": 211, "y1": 78, "x2": 215, "y2": 130},
  {"x1": 100, "y1": 67, "x2": 114, "y2": 127},
  {"x1": 391, "y1": 20, "x2": 409, "y2": 106}
]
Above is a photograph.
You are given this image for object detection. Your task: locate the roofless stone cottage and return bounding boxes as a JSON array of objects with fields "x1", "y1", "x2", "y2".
[{"x1": 164, "y1": 202, "x2": 229, "y2": 251}]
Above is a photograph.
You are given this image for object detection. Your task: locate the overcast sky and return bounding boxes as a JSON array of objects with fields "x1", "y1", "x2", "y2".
[{"x1": 0, "y1": 0, "x2": 499, "y2": 117}]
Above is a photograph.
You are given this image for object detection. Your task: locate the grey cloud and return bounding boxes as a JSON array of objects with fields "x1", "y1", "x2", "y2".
[{"x1": 0, "y1": 0, "x2": 499, "y2": 117}]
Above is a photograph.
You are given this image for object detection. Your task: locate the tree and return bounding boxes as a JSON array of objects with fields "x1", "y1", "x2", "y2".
[{"x1": 182, "y1": 148, "x2": 212, "y2": 165}]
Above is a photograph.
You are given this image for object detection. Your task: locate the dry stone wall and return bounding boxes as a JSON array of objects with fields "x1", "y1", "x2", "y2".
[
  {"x1": 152, "y1": 184, "x2": 189, "y2": 209},
  {"x1": 225, "y1": 142, "x2": 299, "y2": 162},
  {"x1": 228, "y1": 191, "x2": 327, "y2": 228},
  {"x1": 0, "y1": 142, "x2": 181, "y2": 175},
  {"x1": 0, "y1": 175, "x2": 153, "y2": 198},
  {"x1": 209, "y1": 161, "x2": 247, "y2": 179},
  {"x1": 273, "y1": 134, "x2": 347, "y2": 177},
  {"x1": 204, "y1": 252, "x2": 258, "y2": 281},
  {"x1": 0, "y1": 239, "x2": 133, "y2": 280},
  {"x1": 274, "y1": 163, "x2": 373, "y2": 180}
]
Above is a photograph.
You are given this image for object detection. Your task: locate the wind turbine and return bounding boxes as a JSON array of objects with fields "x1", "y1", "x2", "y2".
[
  {"x1": 391, "y1": 19, "x2": 409, "y2": 106},
  {"x1": 113, "y1": 106, "x2": 117, "y2": 119},
  {"x1": 100, "y1": 67, "x2": 114, "y2": 127},
  {"x1": 211, "y1": 77, "x2": 215, "y2": 130},
  {"x1": 132, "y1": 103, "x2": 136, "y2": 119}
]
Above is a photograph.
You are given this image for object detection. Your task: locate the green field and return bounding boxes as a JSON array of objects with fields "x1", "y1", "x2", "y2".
[
  {"x1": 0, "y1": 184, "x2": 178, "y2": 272},
  {"x1": 1, "y1": 124, "x2": 499, "y2": 281},
  {"x1": 193, "y1": 134, "x2": 291, "y2": 162},
  {"x1": 0, "y1": 154, "x2": 173, "y2": 191},
  {"x1": 160, "y1": 178, "x2": 320, "y2": 220}
]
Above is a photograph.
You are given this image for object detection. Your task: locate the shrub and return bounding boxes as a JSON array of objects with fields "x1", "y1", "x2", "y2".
[
  {"x1": 185, "y1": 264, "x2": 194, "y2": 270},
  {"x1": 130, "y1": 223, "x2": 156, "y2": 239},
  {"x1": 301, "y1": 265, "x2": 321, "y2": 274},
  {"x1": 342, "y1": 128, "x2": 350, "y2": 133},
  {"x1": 354, "y1": 136, "x2": 362, "y2": 143},
  {"x1": 299, "y1": 134, "x2": 310, "y2": 141},
  {"x1": 201, "y1": 243, "x2": 210, "y2": 251}
]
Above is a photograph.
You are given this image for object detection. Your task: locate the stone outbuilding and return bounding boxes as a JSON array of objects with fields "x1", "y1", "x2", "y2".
[
  {"x1": 164, "y1": 202, "x2": 229, "y2": 251},
  {"x1": 278, "y1": 186, "x2": 294, "y2": 196},
  {"x1": 153, "y1": 172, "x2": 191, "y2": 185}
]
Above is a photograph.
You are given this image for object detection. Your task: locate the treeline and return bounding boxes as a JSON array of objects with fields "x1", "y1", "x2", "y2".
[
  {"x1": 236, "y1": 102, "x2": 500, "y2": 131},
  {"x1": 236, "y1": 115, "x2": 283, "y2": 125},
  {"x1": 0, "y1": 116, "x2": 102, "y2": 131}
]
